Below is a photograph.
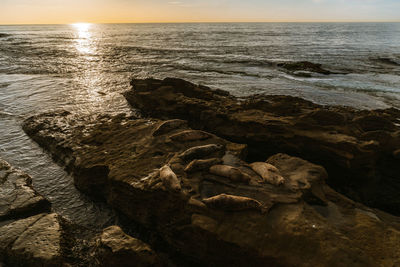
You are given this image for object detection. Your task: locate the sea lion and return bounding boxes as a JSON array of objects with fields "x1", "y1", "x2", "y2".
[
  {"x1": 152, "y1": 119, "x2": 187, "y2": 136},
  {"x1": 209, "y1": 165, "x2": 251, "y2": 183},
  {"x1": 202, "y1": 193, "x2": 262, "y2": 212},
  {"x1": 169, "y1": 130, "x2": 211, "y2": 142},
  {"x1": 159, "y1": 165, "x2": 181, "y2": 191},
  {"x1": 250, "y1": 162, "x2": 285, "y2": 186},
  {"x1": 184, "y1": 158, "x2": 222, "y2": 173},
  {"x1": 179, "y1": 144, "x2": 224, "y2": 161}
]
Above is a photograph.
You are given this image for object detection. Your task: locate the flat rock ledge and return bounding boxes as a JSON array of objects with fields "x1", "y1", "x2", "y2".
[
  {"x1": 0, "y1": 158, "x2": 61, "y2": 266},
  {"x1": 22, "y1": 111, "x2": 400, "y2": 266},
  {"x1": 0, "y1": 158, "x2": 50, "y2": 221},
  {"x1": 125, "y1": 77, "x2": 400, "y2": 216}
]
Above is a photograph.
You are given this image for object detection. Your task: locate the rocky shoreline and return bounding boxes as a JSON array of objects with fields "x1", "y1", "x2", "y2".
[
  {"x1": 1, "y1": 77, "x2": 399, "y2": 266},
  {"x1": 125, "y1": 77, "x2": 400, "y2": 215}
]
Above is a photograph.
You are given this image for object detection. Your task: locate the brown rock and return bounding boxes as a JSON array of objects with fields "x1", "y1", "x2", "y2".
[
  {"x1": 0, "y1": 158, "x2": 50, "y2": 221},
  {"x1": 22, "y1": 111, "x2": 400, "y2": 266},
  {"x1": 96, "y1": 226, "x2": 161, "y2": 267},
  {"x1": 0, "y1": 213, "x2": 62, "y2": 266}
]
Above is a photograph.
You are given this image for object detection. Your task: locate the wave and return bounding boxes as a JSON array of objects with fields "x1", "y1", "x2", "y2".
[
  {"x1": 202, "y1": 57, "x2": 277, "y2": 67},
  {"x1": 167, "y1": 63, "x2": 271, "y2": 78},
  {"x1": 111, "y1": 45, "x2": 201, "y2": 55}
]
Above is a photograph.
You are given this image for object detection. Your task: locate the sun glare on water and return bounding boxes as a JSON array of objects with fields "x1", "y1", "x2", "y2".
[
  {"x1": 71, "y1": 22, "x2": 92, "y2": 31},
  {"x1": 71, "y1": 23, "x2": 94, "y2": 54}
]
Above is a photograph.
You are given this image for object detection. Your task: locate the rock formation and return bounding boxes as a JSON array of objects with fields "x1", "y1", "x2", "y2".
[
  {"x1": 22, "y1": 110, "x2": 400, "y2": 266},
  {"x1": 0, "y1": 158, "x2": 62, "y2": 266},
  {"x1": 125, "y1": 77, "x2": 400, "y2": 216},
  {"x1": 0, "y1": 157, "x2": 159, "y2": 267},
  {"x1": 0, "y1": 158, "x2": 50, "y2": 221},
  {"x1": 95, "y1": 226, "x2": 161, "y2": 267}
]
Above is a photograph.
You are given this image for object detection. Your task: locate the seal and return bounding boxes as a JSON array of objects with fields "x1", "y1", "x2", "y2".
[
  {"x1": 159, "y1": 165, "x2": 181, "y2": 191},
  {"x1": 179, "y1": 144, "x2": 224, "y2": 161},
  {"x1": 184, "y1": 158, "x2": 222, "y2": 173},
  {"x1": 202, "y1": 193, "x2": 262, "y2": 212},
  {"x1": 250, "y1": 162, "x2": 285, "y2": 186},
  {"x1": 209, "y1": 165, "x2": 251, "y2": 183},
  {"x1": 152, "y1": 119, "x2": 187, "y2": 136},
  {"x1": 169, "y1": 130, "x2": 212, "y2": 142}
]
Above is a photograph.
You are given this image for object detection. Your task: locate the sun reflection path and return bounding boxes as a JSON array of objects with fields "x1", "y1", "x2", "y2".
[
  {"x1": 72, "y1": 23, "x2": 94, "y2": 54},
  {"x1": 70, "y1": 23, "x2": 105, "y2": 112}
]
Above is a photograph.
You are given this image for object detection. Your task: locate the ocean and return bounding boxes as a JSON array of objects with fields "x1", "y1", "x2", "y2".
[{"x1": 0, "y1": 22, "x2": 399, "y2": 226}]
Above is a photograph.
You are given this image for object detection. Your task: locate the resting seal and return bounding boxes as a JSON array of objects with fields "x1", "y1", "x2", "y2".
[
  {"x1": 169, "y1": 130, "x2": 211, "y2": 142},
  {"x1": 250, "y1": 162, "x2": 285, "y2": 186},
  {"x1": 209, "y1": 165, "x2": 251, "y2": 183},
  {"x1": 179, "y1": 144, "x2": 224, "y2": 161},
  {"x1": 159, "y1": 165, "x2": 181, "y2": 191},
  {"x1": 184, "y1": 158, "x2": 222, "y2": 173},
  {"x1": 202, "y1": 194, "x2": 262, "y2": 212},
  {"x1": 152, "y1": 119, "x2": 187, "y2": 136}
]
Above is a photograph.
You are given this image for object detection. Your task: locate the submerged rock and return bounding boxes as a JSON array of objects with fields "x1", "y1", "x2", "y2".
[
  {"x1": 277, "y1": 61, "x2": 333, "y2": 75},
  {"x1": 125, "y1": 77, "x2": 400, "y2": 216},
  {"x1": 23, "y1": 111, "x2": 400, "y2": 266}
]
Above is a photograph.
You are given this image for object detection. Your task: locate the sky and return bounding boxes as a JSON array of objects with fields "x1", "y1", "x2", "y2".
[{"x1": 0, "y1": 0, "x2": 400, "y2": 24}]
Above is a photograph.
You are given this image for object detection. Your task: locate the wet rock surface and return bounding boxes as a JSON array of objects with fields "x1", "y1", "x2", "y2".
[
  {"x1": 0, "y1": 158, "x2": 62, "y2": 266},
  {"x1": 22, "y1": 111, "x2": 400, "y2": 266},
  {"x1": 0, "y1": 158, "x2": 159, "y2": 267},
  {"x1": 125, "y1": 77, "x2": 400, "y2": 216},
  {"x1": 0, "y1": 158, "x2": 50, "y2": 221}
]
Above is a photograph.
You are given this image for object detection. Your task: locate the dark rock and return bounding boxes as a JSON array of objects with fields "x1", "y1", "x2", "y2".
[
  {"x1": 0, "y1": 158, "x2": 50, "y2": 221},
  {"x1": 372, "y1": 57, "x2": 400, "y2": 67},
  {"x1": 125, "y1": 77, "x2": 400, "y2": 216},
  {"x1": 22, "y1": 111, "x2": 400, "y2": 266},
  {"x1": 95, "y1": 226, "x2": 161, "y2": 267},
  {"x1": 277, "y1": 61, "x2": 332, "y2": 75}
]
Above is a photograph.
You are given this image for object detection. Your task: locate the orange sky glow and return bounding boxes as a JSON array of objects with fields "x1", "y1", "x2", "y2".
[{"x1": 1, "y1": 0, "x2": 399, "y2": 24}]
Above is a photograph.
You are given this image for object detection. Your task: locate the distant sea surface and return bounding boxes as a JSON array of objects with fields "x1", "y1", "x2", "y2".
[{"x1": 0, "y1": 23, "x2": 399, "y2": 227}]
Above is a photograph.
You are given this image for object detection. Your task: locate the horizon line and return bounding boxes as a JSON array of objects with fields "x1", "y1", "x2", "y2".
[{"x1": 1, "y1": 20, "x2": 400, "y2": 26}]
